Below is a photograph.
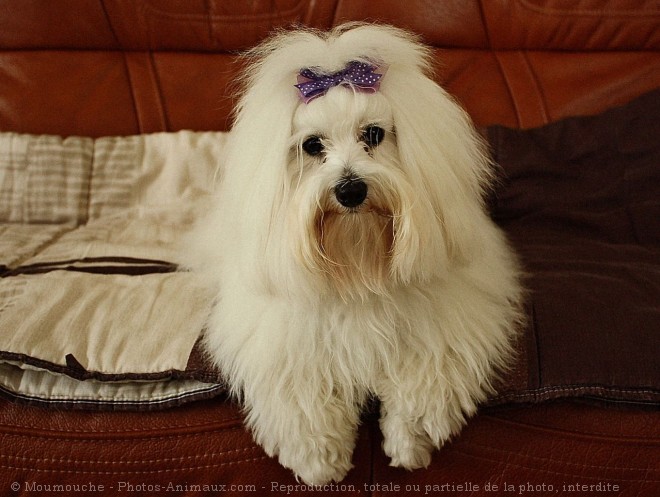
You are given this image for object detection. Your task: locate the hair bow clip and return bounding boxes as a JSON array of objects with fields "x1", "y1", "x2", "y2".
[{"x1": 294, "y1": 61, "x2": 387, "y2": 104}]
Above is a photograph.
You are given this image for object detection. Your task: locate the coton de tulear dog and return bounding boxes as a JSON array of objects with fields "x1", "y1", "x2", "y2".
[{"x1": 185, "y1": 23, "x2": 523, "y2": 485}]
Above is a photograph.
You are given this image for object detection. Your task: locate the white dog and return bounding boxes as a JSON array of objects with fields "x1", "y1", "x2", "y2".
[{"x1": 185, "y1": 23, "x2": 523, "y2": 485}]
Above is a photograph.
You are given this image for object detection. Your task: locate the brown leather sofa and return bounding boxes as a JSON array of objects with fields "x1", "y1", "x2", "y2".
[{"x1": 1, "y1": 1, "x2": 658, "y2": 496}]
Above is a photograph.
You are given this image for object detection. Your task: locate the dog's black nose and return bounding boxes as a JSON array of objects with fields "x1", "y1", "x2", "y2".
[{"x1": 335, "y1": 179, "x2": 368, "y2": 208}]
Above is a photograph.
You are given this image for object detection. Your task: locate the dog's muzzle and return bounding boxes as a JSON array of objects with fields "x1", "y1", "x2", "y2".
[{"x1": 334, "y1": 179, "x2": 368, "y2": 208}]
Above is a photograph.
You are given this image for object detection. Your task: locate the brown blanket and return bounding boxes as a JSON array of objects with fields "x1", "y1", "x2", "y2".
[{"x1": 488, "y1": 89, "x2": 660, "y2": 406}]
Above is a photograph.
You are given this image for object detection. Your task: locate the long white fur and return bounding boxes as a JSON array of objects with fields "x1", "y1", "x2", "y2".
[{"x1": 184, "y1": 23, "x2": 524, "y2": 485}]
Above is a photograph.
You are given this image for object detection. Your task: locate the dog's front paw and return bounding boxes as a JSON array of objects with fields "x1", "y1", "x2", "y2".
[
  {"x1": 380, "y1": 412, "x2": 435, "y2": 470},
  {"x1": 278, "y1": 444, "x2": 353, "y2": 486},
  {"x1": 382, "y1": 431, "x2": 434, "y2": 470}
]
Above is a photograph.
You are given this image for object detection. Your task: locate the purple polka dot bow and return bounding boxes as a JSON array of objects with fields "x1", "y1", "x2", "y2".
[{"x1": 294, "y1": 61, "x2": 387, "y2": 103}]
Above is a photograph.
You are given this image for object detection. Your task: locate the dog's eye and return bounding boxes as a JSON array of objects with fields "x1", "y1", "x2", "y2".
[
  {"x1": 302, "y1": 136, "x2": 324, "y2": 156},
  {"x1": 362, "y1": 125, "x2": 385, "y2": 148}
]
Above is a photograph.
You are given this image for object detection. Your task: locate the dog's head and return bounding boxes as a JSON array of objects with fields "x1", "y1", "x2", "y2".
[{"x1": 221, "y1": 24, "x2": 492, "y2": 300}]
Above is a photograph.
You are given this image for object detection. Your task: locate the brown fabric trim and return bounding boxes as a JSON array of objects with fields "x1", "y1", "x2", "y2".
[
  {"x1": 0, "y1": 350, "x2": 224, "y2": 385},
  {"x1": 0, "y1": 382, "x2": 226, "y2": 412},
  {"x1": 2, "y1": 257, "x2": 179, "y2": 278},
  {"x1": 11, "y1": 256, "x2": 178, "y2": 268},
  {"x1": 4, "y1": 265, "x2": 178, "y2": 277},
  {"x1": 488, "y1": 385, "x2": 660, "y2": 408}
]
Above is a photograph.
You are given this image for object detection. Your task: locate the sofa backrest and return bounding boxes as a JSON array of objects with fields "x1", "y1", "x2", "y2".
[{"x1": 0, "y1": 0, "x2": 658, "y2": 136}]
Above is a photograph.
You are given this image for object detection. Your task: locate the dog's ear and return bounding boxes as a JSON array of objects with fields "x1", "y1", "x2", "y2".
[
  {"x1": 382, "y1": 63, "x2": 493, "y2": 268},
  {"x1": 224, "y1": 73, "x2": 299, "y2": 215},
  {"x1": 206, "y1": 51, "x2": 302, "y2": 285},
  {"x1": 220, "y1": 28, "x2": 332, "y2": 236}
]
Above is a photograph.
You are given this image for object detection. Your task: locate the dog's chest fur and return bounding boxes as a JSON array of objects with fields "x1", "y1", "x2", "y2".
[{"x1": 288, "y1": 285, "x2": 438, "y2": 397}]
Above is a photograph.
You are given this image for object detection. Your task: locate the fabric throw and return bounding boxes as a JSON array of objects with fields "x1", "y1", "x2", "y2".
[
  {"x1": 0, "y1": 131, "x2": 226, "y2": 409},
  {"x1": 487, "y1": 89, "x2": 660, "y2": 407}
]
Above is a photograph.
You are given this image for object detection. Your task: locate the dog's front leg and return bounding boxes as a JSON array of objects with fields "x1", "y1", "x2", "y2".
[
  {"x1": 243, "y1": 378, "x2": 361, "y2": 486},
  {"x1": 377, "y1": 365, "x2": 470, "y2": 471},
  {"x1": 377, "y1": 382, "x2": 436, "y2": 470}
]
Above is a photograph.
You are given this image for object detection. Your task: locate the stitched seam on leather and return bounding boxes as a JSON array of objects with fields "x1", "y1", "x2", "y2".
[
  {"x1": 452, "y1": 448, "x2": 660, "y2": 482},
  {"x1": 460, "y1": 442, "x2": 660, "y2": 472},
  {"x1": 482, "y1": 415, "x2": 660, "y2": 445},
  {"x1": 0, "y1": 427, "x2": 250, "y2": 442},
  {"x1": 0, "y1": 456, "x2": 270, "y2": 474},
  {"x1": 0, "y1": 417, "x2": 243, "y2": 434},
  {"x1": 0, "y1": 447, "x2": 260, "y2": 465}
]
